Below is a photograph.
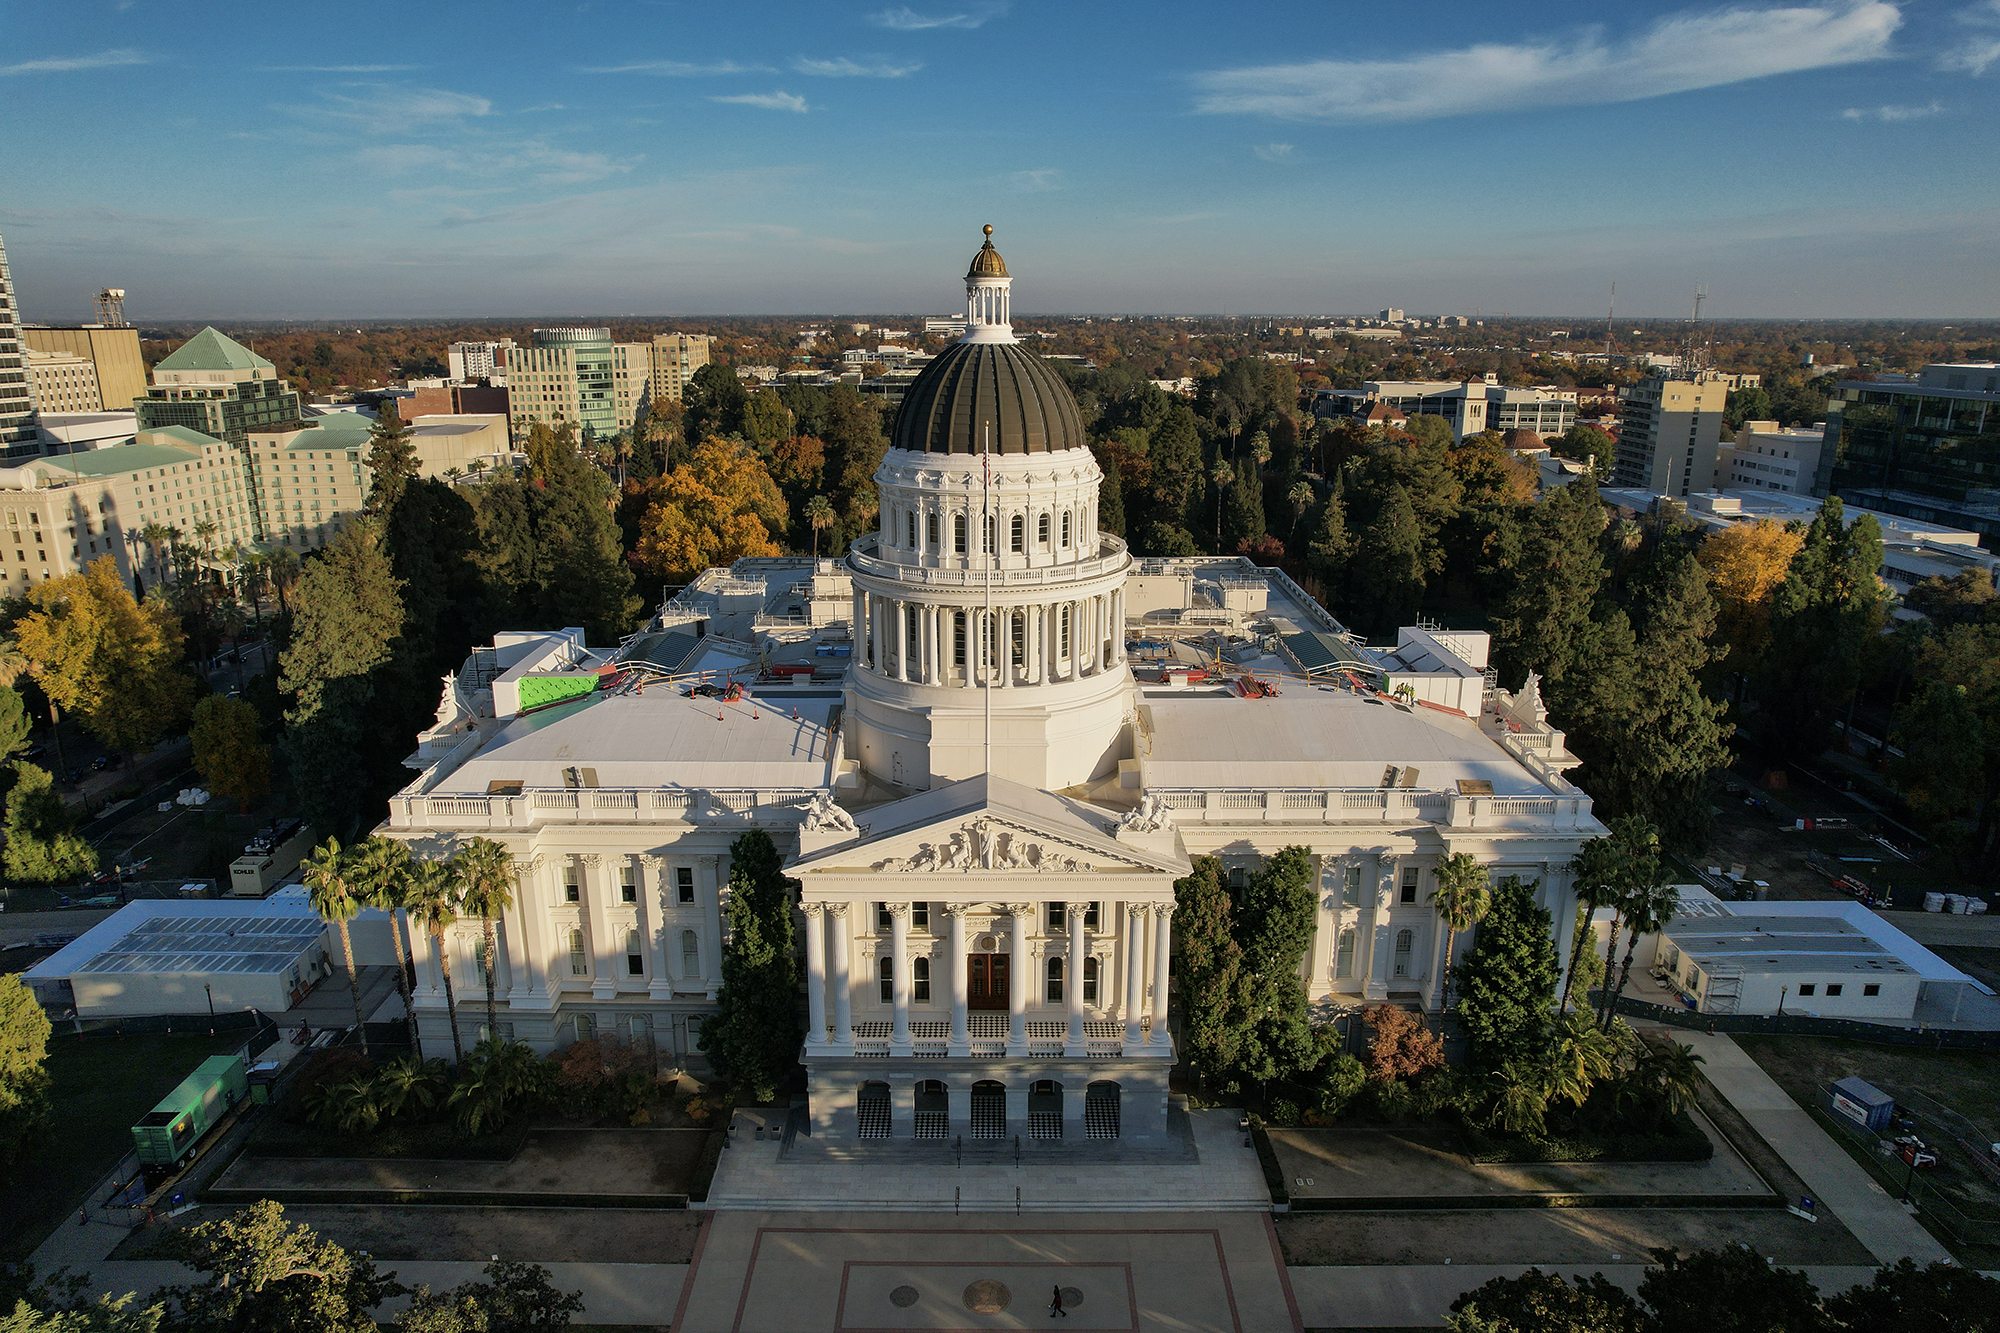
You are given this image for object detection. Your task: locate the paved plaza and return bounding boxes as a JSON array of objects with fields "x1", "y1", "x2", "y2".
[{"x1": 671, "y1": 1211, "x2": 1302, "y2": 1333}]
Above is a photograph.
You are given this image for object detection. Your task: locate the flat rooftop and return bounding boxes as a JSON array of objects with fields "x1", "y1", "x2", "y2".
[
  {"x1": 1663, "y1": 901, "x2": 1977, "y2": 983},
  {"x1": 24, "y1": 898, "x2": 355, "y2": 982}
]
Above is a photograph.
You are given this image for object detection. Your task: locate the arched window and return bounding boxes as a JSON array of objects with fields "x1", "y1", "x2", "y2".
[
  {"x1": 1038, "y1": 513, "x2": 1051, "y2": 546},
  {"x1": 1393, "y1": 929, "x2": 1414, "y2": 978},
  {"x1": 857, "y1": 1081, "x2": 890, "y2": 1138},
  {"x1": 1059, "y1": 606, "x2": 1071, "y2": 658},
  {"x1": 927, "y1": 511, "x2": 939, "y2": 548},
  {"x1": 953, "y1": 512, "x2": 967, "y2": 554},
  {"x1": 1012, "y1": 613, "x2": 1025, "y2": 666},
  {"x1": 906, "y1": 510, "x2": 916, "y2": 548},
  {"x1": 879, "y1": 955, "x2": 895, "y2": 1004},
  {"x1": 1061, "y1": 510, "x2": 1072, "y2": 548},
  {"x1": 1010, "y1": 514, "x2": 1024, "y2": 552},
  {"x1": 1335, "y1": 927, "x2": 1356, "y2": 979},
  {"x1": 1028, "y1": 1079, "x2": 1062, "y2": 1139},
  {"x1": 569, "y1": 928, "x2": 588, "y2": 977},
  {"x1": 983, "y1": 514, "x2": 996, "y2": 554},
  {"x1": 914, "y1": 1079, "x2": 947, "y2": 1139},
  {"x1": 1045, "y1": 955, "x2": 1064, "y2": 1004},
  {"x1": 625, "y1": 928, "x2": 644, "y2": 977},
  {"x1": 680, "y1": 929, "x2": 700, "y2": 977},
  {"x1": 913, "y1": 957, "x2": 931, "y2": 1002},
  {"x1": 953, "y1": 611, "x2": 967, "y2": 666},
  {"x1": 1082, "y1": 956, "x2": 1099, "y2": 1006}
]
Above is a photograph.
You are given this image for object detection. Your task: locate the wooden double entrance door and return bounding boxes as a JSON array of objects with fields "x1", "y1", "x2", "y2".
[{"x1": 967, "y1": 954, "x2": 1011, "y2": 1010}]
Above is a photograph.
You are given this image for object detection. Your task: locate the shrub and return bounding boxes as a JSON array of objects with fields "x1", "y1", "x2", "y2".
[
  {"x1": 1313, "y1": 1052, "x2": 1367, "y2": 1119},
  {"x1": 548, "y1": 1037, "x2": 653, "y2": 1120},
  {"x1": 1363, "y1": 1004, "x2": 1445, "y2": 1083},
  {"x1": 1269, "y1": 1099, "x2": 1302, "y2": 1127},
  {"x1": 281, "y1": 1050, "x2": 374, "y2": 1125}
]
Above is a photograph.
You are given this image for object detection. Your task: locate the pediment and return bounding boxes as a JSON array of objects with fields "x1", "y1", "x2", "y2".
[{"x1": 789, "y1": 774, "x2": 1189, "y2": 878}]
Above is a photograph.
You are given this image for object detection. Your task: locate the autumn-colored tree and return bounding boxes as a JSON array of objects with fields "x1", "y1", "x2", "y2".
[
  {"x1": 630, "y1": 438, "x2": 788, "y2": 585},
  {"x1": 189, "y1": 696, "x2": 272, "y2": 812},
  {"x1": 1362, "y1": 1003, "x2": 1445, "y2": 1083},
  {"x1": 14, "y1": 557, "x2": 196, "y2": 752},
  {"x1": 1697, "y1": 518, "x2": 1804, "y2": 672},
  {"x1": 769, "y1": 434, "x2": 827, "y2": 491}
]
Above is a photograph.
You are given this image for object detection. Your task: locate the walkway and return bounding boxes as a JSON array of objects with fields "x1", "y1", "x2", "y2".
[
  {"x1": 1676, "y1": 1030, "x2": 1952, "y2": 1265},
  {"x1": 672, "y1": 1210, "x2": 1300, "y2": 1332},
  {"x1": 705, "y1": 1108, "x2": 1269, "y2": 1212}
]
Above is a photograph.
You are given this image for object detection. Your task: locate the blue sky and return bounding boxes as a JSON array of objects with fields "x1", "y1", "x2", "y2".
[{"x1": 5, "y1": 0, "x2": 1998, "y2": 319}]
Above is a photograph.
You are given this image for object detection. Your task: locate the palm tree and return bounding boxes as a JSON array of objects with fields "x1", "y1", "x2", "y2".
[
  {"x1": 1490, "y1": 1062, "x2": 1549, "y2": 1136},
  {"x1": 239, "y1": 551, "x2": 269, "y2": 631},
  {"x1": 1211, "y1": 462, "x2": 1234, "y2": 549},
  {"x1": 1560, "y1": 832, "x2": 1624, "y2": 1016},
  {"x1": 374, "y1": 1054, "x2": 448, "y2": 1121},
  {"x1": 1588, "y1": 816, "x2": 1663, "y2": 1029},
  {"x1": 1249, "y1": 430, "x2": 1272, "y2": 471},
  {"x1": 1287, "y1": 481, "x2": 1314, "y2": 547},
  {"x1": 138, "y1": 521, "x2": 173, "y2": 576},
  {"x1": 1545, "y1": 1010, "x2": 1617, "y2": 1109},
  {"x1": 804, "y1": 495, "x2": 835, "y2": 557},
  {"x1": 267, "y1": 546, "x2": 301, "y2": 615},
  {"x1": 1602, "y1": 875, "x2": 1680, "y2": 1030},
  {"x1": 453, "y1": 837, "x2": 516, "y2": 1038},
  {"x1": 405, "y1": 857, "x2": 466, "y2": 1063},
  {"x1": 302, "y1": 837, "x2": 370, "y2": 1055},
  {"x1": 1428, "y1": 851, "x2": 1491, "y2": 1014},
  {"x1": 351, "y1": 835, "x2": 420, "y2": 1056},
  {"x1": 1637, "y1": 1039, "x2": 1706, "y2": 1121}
]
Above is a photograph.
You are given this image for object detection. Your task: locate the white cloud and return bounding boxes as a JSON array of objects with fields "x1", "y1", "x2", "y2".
[
  {"x1": 1939, "y1": 0, "x2": 2000, "y2": 73},
  {"x1": 0, "y1": 49, "x2": 150, "y2": 77},
  {"x1": 1252, "y1": 143, "x2": 1294, "y2": 161},
  {"x1": 281, "y1": 86, "x2": 494, "y2": 134},
  {"x1": 710, "y1": 90, "x2": 811, "y2": 112},
  {"x1": 794, "y1": 55, "x2": 922, "y2": 77},
  {"x1": 1842, "y1": 99, "x2": 1944, "y2": 118},
  {"x1": 868, "y1": 4, "x2": 1004, "y2": 30},
  {"x1": 1009, "y1": 168, "x2": 1060, "y2": 191},
  {"x1": 1193, "y1": 1, "x2": 1901, "y2": 122},
  {"x1": 580, "y1": 59, "x2": 768, "y2": 76},
  {"x1": 259, "y1": 64, "x2": 421, "y2": 73},
  {"x1": 354, "y1": 139, "x2": 637, "y2": 186}
]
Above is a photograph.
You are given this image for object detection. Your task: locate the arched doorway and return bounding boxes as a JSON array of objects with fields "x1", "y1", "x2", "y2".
[
  {"x1": 914, "y1": 1079, "x2": 947, "y2": 1140},
  {"x1": 857, "y1": 1081, "x2": 890, "y2": 1139},
  {"x1": 970, "y1": 1080, "x2": 1006, "y2": 1139},
  {"x1": 1085, "y1": 1081, "x2": 1120, "y2": 1140},
  {"x1": 1028, "y1": 1079, "x2": 1062, "y2": 1139}
]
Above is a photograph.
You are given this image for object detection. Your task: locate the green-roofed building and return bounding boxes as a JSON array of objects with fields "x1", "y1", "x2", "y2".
[{"x1": 135, "y1": 326, "x2": 301, "y2": 447}]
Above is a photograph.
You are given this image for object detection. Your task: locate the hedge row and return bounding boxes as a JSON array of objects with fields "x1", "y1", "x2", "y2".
[{"x1": 1460, "y1": 1109, "x2": 1714, "y2": 1164}]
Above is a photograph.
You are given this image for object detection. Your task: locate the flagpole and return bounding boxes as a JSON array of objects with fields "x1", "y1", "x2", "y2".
[{"x1": 983, "y1": 428, "x2": 993, "y2": 778}]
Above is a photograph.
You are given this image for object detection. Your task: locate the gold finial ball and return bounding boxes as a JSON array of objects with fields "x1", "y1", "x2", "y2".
[{"x1": 983, "y1": 224, "x2": 994, "y2": 237}]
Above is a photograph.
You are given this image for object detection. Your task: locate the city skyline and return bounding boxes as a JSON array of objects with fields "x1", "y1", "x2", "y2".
[{"x1": 6, "y1": 0, "x2": 2000, "y2": 320}]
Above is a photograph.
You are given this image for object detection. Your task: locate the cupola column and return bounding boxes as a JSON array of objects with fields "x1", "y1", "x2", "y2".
[
  {"x1": 1151, "y1": 903, "x2": 1175, "y2": 1046},
  {"x1": 803, "y1": 902, "x2": 828, "y2": 1046},
  {"x1": 888, "y1": 902, "x2": 912, "y2": 1054},
  {"x1": 1065, "y1": 904, "x2": 1088, "y2": 1056}
]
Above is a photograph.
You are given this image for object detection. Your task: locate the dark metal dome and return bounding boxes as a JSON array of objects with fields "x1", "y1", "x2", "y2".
[{"x1": 889, "y1": 341, "x2": 1087, "y2": 456}]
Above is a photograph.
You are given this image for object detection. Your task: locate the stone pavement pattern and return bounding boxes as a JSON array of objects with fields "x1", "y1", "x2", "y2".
[
  {"x1": 672, "y1": 1211, "x2": 1302, "y2": 1333},
  {"x1": 1676, "y1": 1031, "x2": 1952, "y2": 1265},
  {"x1": 707, "y1": 1108, "x2": 1268, "y2": 1212}
]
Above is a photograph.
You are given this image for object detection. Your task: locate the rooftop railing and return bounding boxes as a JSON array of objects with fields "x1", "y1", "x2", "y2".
[
  {"x1": 1148, "y1": 785, "x2": 1594, "y2": 831},
  {"x1": 387, "y1": 786, "x2": 821, "y2": 831},
  {"x1": 846, "y1": 533, "x2": 1129, "y2": 589}
]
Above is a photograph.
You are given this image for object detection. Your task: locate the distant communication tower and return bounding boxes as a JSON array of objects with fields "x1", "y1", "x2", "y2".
[
  {"x1": 95, "y1": 288, "x2": 127, "y2": 327},
  {"x1": 1681, "y1": 285, "x2": 1709, "y2": 375}
]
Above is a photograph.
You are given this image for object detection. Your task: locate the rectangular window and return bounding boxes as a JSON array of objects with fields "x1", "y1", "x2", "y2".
[
  {"x1": 676, "y1": 866, "x2": 695, "y2": 903},
  {"x1": 927, "y1": 512, "x2": 939, "y2": 547},
  {"x1": 569, "y1": 928, "x2": 588, "y2": 977},
  {"x1": 681, "y1": 929, "x2": 700, "y2": 976},
  {"x1": 1825, "y1": 983, "x2": 1843, "y2": 997},
  {"x1": 1341, "y1": 864, "x2": 1363, "y2": 908},
  {"x1": 620, "y1": 865, "x2": 636, "y2": 904},
  {"x1": 877, "y1": 902, "x2": 893, "y2": 931},
  {"x1": 626, "y1": 928, "x2": 644, "y2": 977},
  {"x1": 1335, "y1": 928, "x2": 1356, "y2": 979},
  {"x1": 911, "y1": 901, "x2": 929, "y2": 932},
  {"x1": 913, "y1": 957, "x2": 931, "y2": 1003},
  {"x1": 1863, "y1": 983, "x2": 1880, "y2": 997},
  {"x1": 1047, "y1": 902, "x2": 1066, "y2": 932},
  {"x1": 879, "y1": 956, "x2": 894, "y2": 1004},
  {"x1": 565, "y1": 867, "x2": 580, "y2": 904},
  {"x1": 1084, "y1": 901, "x2": 1099, "y2": 931},
  {"x1": 1797, "y1": 984, "x2": 1816, "y2": 997},
  {"x1": 1400, "y1": 867, "x2": 1419, "y2": 904}
]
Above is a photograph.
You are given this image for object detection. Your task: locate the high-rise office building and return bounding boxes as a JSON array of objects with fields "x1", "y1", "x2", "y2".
[
  {"x1": 134, "y1": 327, "x2": 302, "y2": 447},
  {"x1": 506, "y1": 328, "x2": 651, "y2": 441},
  {"x1": 647, "y1": 332, "x2": 713, "y2": 404},
  {"x1": 447, "y1": 339, "x2": 515, "y2": 383},
  {"x1": 1821, "y1": 363, "x2": 2000, "y2": 542},
  {"x1": 1611, "y1": 372, "x2": 1728, "y2": 497},
  {"x1": 0, "y1": 234, "x2": 37, "y2": 452},
  {"x1": 23, "y1": 347, "x2": 102, "y2": 414},
  {"x1": 22, "y1": 325, "x2": 147, "y2": 413}
]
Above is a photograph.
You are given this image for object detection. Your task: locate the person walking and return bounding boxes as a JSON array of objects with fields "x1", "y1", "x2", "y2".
[{"x1": 1050, "y1": 1284, "x2": 1067, "y2": 1318}]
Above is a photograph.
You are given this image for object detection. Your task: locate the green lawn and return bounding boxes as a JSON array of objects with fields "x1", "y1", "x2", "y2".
[{"x1": 0, "y1": 1030, "x2": 250, "y2": 1260}]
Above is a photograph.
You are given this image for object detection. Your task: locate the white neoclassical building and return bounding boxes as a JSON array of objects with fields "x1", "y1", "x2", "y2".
[{"x1": 380, "y1": 228, "x2": 1606, "y2": 1147}]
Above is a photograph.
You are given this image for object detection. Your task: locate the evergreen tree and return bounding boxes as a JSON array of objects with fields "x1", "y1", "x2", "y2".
[
  {"x1": 2, "y1": 762, "x2": 97, "y2": 883},
  {"x1": 0, "y1": 973, "x2": 52, "y2": 1182},
  {"x1": 1305, "y1": 494, "x2": 1353, "y2": 608},
  {"x1": 818, "y1": 387, "x2": 887, "y2": 542},
  {"x1": 1145, "y1": 403, "x2": 1206, "y2": 532},
  {"x1": 1757, "y1": 497, "x2": 1883, "y2": 760},
  {"x1": 698, "y1": 830, "x2": 801, "y2": 1104},
  {"x1": 0, "y1": 687, "x2": 29, "y2": 759},
  {"x1": 363, "y1": 411, "x2": 421, "y2": 513},
  {"x1": 1490, "y1": 477, "x2": 1607, "y2": 688},
  {"x1": 189, "y1": 696, "x2": 271, "y2": 813},
  {"x1": 1230, "y1": 846, "x2": 1319, "y2": 1084},
  {"x1": 1449, "y1": 1267, "x2": 1647, "y2": 1333},
  {"x1": 1353, "y1": 484, "x2": 1425, "y2": 633},
  {"x1": 159, "y1": 1199, "x2": 403, "y2": 1333},
  {"x1": 472, "y1": 424, "x2": 640, "y2": 643},
  {"x1": 680, "y1": 364, "x2": 749, "y2": 455},
  {"x1": 1453, "y1": 875, "x2": 1556, "y2": 1071},
  {"x1": 1172, "y1": 857, "x2": 1252, "y2": 1087},
  {"x1": 1097, "y1": 454, "x2": 1126, "y2": 537},
  {"x1": 1221, "y1": 457, "x2": 1267, "y2": 551}
]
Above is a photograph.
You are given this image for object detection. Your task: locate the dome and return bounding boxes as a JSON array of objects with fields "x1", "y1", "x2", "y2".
[
  {"x1": 967, "y1": 224, "x2": 1009, "y2": 279},
  {"x1": 889, "y1": 341, "x2": 1087, "y2": 455}
]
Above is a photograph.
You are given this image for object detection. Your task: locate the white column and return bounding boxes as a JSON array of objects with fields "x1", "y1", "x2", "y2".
[
  {"x1": 829, "y1": 902, "x2": 853, "y2": 1049},
  {"x1": 1065, "y1": 903, "x2": 1087, "y2": 1055},
  {"x1": 699, "y1": 855, "x2": 722, "y2": 1000},
  {"x1": 870, "y1": 593, "x2": 886, "y2": 675},
  {"x1": 1125, "y1": 904, "x2": 1146, "y2": 1047},
  {"x1": 852, "y1": 586, "x2": 865, "y2": 645},
  {"x1": 1151, "y1": 903, "x2": 1174, "y2": 1046},
  {"x1": 889, "y1": 902, "x2": 912, "y2": 1053},
  {"x1": 581, "y1": 853, "x2": 615, "y2": 1000},
  {"x1": 507, "y1": 856, "x2": 543, "y2": 1000},
  {"x1": 641, "y1": 854, "x2": 671, "y2": 998},
  {"x1": 1068, "y1": 601, "x2": 1082, "y2": 680},
  {"x1": 946, "y1": 902, "x2": 969, "y2": 1054},
  {"x1": 1007, "y1": 903, "x2": 1030, "y2": 1053},
  {"x1": 922, "y1": 604, "x2": 937, "y2": 685},
  {"x1": 803, "y1": 901, "x2": 828, "y2": 1046},
  {"x1": 896, "y1": 600, "x2": 910, "y2": 682}
]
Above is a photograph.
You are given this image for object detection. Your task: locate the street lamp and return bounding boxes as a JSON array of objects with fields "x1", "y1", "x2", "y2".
[
  {"x1": 1777, "y1": 985, "x2": 1788, "y2": 1017},
  {"x1": 204, "y1": 983, "x2": 214, "y2": 1017}
]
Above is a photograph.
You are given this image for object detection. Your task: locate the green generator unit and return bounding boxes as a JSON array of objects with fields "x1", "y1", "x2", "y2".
[{"x1": 132, "y1": 1055, "x2": 248, "y2": 1167}]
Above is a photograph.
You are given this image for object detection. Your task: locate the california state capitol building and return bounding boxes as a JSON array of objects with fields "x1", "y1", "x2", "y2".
[{"x1": 380, "y1": 227, "x2": 1607, "y2": 1149}]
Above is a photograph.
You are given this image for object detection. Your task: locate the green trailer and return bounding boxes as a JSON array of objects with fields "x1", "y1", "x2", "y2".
[{"x1": 131, "y1": 1054, "x2": 248, "y2": 1167}]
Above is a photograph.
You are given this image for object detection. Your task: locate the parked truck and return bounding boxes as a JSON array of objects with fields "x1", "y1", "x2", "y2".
[
  {"x1": 227, "y1": 818, "x2": 315, "y2": 898},
  {"x1": 131, "y1": 1054, "x2": 248, "y2": 1168}
]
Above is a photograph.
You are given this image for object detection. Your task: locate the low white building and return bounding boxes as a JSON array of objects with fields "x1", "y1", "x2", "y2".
[
  {"x1": 1716, "y1": 420, "x2": 1823, "y2": 494},
  {"x1": 23, "y1": 896, "x2": 398, "y2": 1018}
]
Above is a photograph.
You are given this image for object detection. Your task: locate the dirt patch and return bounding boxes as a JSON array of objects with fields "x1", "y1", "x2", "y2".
[
  {"x1": 115, "y1": 1204, "x2": 702, "y2": 1264},
  {"x1": 1274, "y1": 1205, "x2": 1873, "y2": 1266}
]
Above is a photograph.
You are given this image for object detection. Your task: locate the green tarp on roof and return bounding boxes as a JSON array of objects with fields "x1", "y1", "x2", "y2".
[{"x1": 153, "y1": 327, "x2": 274, "y2": 373}]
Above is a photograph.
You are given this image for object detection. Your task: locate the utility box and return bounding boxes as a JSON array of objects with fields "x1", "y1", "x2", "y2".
[
  {"x1": 228, "y1": 819, "x2": 314, "y2": 897},
  {"x1": 1827, "y1": 1076, "x2": 1896, "y2": 1133},
  {"x1": 132, "y1": 1055, "x2": 248, "y2": 1167}
]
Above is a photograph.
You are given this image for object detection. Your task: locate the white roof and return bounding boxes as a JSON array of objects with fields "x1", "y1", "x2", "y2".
[
  {"x1": 1663, "y1": 899, "x2": 1974, "y2": 984},
  {"x1": 24, "y1": 897, "x2": 381, "y2": 982}
]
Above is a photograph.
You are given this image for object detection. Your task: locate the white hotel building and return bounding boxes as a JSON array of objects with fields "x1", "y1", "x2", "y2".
[{"x1": 381, "y1": 229, "x2": 1605, "y2": 1147}]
